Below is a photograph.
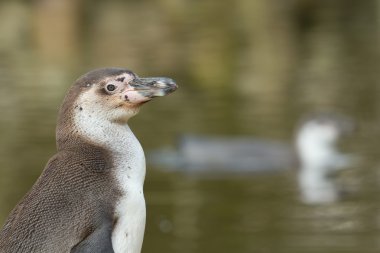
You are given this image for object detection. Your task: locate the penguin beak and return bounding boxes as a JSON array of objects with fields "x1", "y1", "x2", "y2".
[
  {"x1": 122, "y1": 76, "x2": 177, "y2": 104},
  {"x1": 129, "y1": 77, "x2": 178, "y2": 97}
]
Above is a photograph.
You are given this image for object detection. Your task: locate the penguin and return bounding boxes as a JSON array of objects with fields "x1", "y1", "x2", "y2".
[
  {"x1": 0, "y1": 68, "x2": 177, "y2": 253},
  {"x1": 148, "y1": 113, "x2": 355, "y2": 178}
]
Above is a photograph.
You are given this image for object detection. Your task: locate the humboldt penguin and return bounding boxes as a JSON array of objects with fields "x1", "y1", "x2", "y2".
[{"x1": 0, "y1": 68, "x2": 177, "y2": 253}]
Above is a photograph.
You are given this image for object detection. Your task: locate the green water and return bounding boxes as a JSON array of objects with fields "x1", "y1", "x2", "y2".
[{"x1": 1, "y1": 1, "x2": 380, "y2": 252}]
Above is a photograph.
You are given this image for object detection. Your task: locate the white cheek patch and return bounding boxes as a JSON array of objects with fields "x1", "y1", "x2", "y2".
[{"x1": 123, "y1": 91, "x2": 151, "y2": 104}]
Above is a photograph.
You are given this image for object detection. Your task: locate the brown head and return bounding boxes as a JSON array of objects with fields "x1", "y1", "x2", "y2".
[{"x1": 56, "y1": 68, "x2": 177, "y2": 150}]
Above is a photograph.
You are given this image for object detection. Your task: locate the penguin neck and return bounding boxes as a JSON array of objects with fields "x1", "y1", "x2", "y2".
[{"x1": 72, "y1": 105, "x2": 141, "y2": 153}]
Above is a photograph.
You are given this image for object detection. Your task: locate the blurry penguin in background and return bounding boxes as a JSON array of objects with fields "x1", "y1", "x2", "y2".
[{"x1": 148, "y1": 112, "x2": 357, "y2": 204}]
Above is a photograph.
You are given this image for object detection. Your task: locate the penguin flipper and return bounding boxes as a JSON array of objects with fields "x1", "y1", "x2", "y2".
[{"x1": 70, "y1": 223, "x2": 114, "y2": 253}]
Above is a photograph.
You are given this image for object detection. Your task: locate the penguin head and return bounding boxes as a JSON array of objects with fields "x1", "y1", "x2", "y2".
[{"x1": 65, "y1": 68, "x2": 177, "y2": 123}]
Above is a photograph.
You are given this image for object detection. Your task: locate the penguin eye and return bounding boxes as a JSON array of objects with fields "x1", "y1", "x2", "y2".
[{"x1": 105, "y1": 84, "x2": 116, "y2": 92}]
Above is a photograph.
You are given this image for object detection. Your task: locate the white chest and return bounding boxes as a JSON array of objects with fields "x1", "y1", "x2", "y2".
[
  {"x1": 74, "y1": 105, "x2": 147, "y2": 253},
  {"x1": 111, "y1": 133, "x2": 147, "y2": 253}
]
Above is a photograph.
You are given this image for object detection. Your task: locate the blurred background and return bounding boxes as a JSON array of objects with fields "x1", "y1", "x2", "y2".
[{"x1": 0, "y1": 0, "x2": 380, "y2": 252}]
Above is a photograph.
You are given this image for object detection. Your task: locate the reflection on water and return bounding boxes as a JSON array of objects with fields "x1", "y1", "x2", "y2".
[{"x1": 0, "y1": 0, "x2": 380, "y2": 252}]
